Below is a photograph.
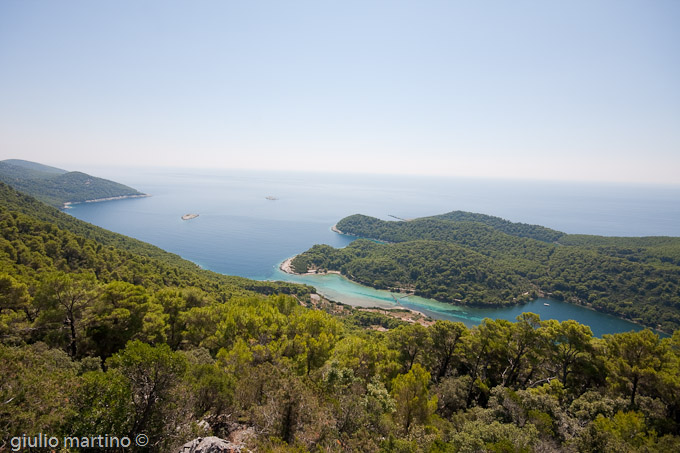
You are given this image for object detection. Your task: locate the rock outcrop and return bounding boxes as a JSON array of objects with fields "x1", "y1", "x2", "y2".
[{"x1": 177, "y1": 436, "x2": 243, "y2": 453}]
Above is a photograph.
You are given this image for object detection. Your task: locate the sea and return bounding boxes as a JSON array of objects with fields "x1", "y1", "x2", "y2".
[{"x1": 67, "y1": 167, "x2": 680, "y2": 337}]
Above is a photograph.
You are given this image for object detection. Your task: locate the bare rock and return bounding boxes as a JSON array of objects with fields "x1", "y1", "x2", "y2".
[{"x1": 177, "y1": 436, "x2": 242, "y2": 453}]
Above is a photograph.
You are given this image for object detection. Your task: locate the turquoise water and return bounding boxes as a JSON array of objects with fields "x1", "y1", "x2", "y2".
[
  {"x1": 67, "y1": 167, "x2": 680, "y2": 336},
  {"x1": 271, "y1": 265, "x2": 648, "y2": 337}
]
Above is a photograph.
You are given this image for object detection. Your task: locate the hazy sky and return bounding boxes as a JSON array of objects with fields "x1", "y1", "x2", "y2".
[{"x1": 1, "y1": 1, "x2": 679, "y2": 184}]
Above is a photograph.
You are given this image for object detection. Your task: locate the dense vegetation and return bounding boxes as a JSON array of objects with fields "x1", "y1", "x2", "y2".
[
  {"x1": 0, "y1": 159, "x2": 145, "y2": 207},
  {"x1": 430, "y1": 211, "x2": 565, "y2": 243},
  {"x1": 2, "y1": 182, "x2": 680, "y2": 451},
  {"x1": 292, "y1": 214, "x2": 680, "y2": 332}
]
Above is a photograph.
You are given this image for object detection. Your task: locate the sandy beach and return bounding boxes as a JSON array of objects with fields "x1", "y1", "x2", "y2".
[
  {"x1": 279, "y1": 256, "x2": 341, "y2": 276},
  {"x1": 279, "y1": 257, "x2": 296, "y2": 274}
]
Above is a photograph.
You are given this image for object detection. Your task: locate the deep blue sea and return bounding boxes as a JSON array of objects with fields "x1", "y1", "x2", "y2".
[{"x1": 67, "y1": 167, "x2": 680, "y2": 336}]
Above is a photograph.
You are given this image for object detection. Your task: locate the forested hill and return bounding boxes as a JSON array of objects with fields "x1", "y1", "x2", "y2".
[
  {"x1": 292, "y1": 213, "x2": 680, "y2": 332},
  {"x1": 338, "y1": 212, "x2": 565, "y2": 244},
  {"x1": 0, "y1": 182, "x2": 313, "y2": 318},
  {"x1": 0, "y1": 182, "x2": 199, "y2": 270},
  {"x1": 428, "y1": 211, "x2": 565, "y2": 243},
  {"x1": 2, "y1": 186, "x2": 680, "y2": 451},
  {"x1": 0, "y1": 159, "x2": 146, "y2": 207}
]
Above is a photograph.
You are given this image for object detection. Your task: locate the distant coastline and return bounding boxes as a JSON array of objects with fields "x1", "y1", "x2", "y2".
[{"x1": 63, "y1": 193, "x2": 150, "y2": 209}]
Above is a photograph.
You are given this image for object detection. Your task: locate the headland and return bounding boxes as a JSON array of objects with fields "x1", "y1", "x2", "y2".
[{"x1": 279, "y1": 256, "x2": 341, "y2": 276}]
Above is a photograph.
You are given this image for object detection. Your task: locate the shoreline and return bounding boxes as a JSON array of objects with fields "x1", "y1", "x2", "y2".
[
  {"x1": 279, "y1": 256, "x2": 341, "y2": 276},
  {"x1": 331, "y1": 223, "x2": 361, "y2": 239},
  {"x1": 328, "y1": 223, "x2": 668, "y2": 334},
  {"x1": 331, "y1": 223, "x2": 392, "y2": 244},
  {"x1": 279, "y1": 257, "x2": 296, "y2": 274},
  {"x1": 278, "y1": 255, "x2": 431, "y2": 321},
  {"x1": 63, "y1": 193, "x2": 150, "y2": 208},
  {"x1": 278, "y1": 258, "x2": 669, "y2": 336}
]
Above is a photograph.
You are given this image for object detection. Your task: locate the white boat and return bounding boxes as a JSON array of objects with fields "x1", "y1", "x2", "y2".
[
  {"x1": 544, "y1": 303, "x2": 550, "y2": 306},
  {"x1": 181, "y1": 214, "x2": 199, "y2": 220}
]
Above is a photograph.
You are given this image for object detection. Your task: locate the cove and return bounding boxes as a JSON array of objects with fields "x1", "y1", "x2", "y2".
[
  {"x1": 270, "y1": 263, "x2": 649, "y2": 338},
  {"x1": 63, "y1": 168, "x2": 679, "y2": 338}
]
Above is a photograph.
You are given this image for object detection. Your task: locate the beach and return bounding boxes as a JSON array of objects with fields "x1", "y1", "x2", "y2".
[
  {"x1": 279, "y1": 257, "x2": 296, "y2": 274},
  {"x1": 279, "y1": 256, "x2": 341, "y2": 276}
]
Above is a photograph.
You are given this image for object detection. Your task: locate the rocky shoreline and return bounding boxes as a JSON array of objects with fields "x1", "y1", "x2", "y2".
[{"x1": 63, "y1": 193, "x2": 150, "y2": 208}]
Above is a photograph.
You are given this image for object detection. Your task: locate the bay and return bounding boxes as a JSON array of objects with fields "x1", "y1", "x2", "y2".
[
  {"x1": 271, "y1": 267, "x2": 648, "y2": 338},
  {"x1": 67, "y1": 166, "x2": 680, "y2": 335}
]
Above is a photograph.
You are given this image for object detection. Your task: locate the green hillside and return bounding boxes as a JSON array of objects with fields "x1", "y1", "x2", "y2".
[
  {"x1": 2, "y1": 159, "x2": 67, "y2": 175},
  {"x1": 293, "y1": 213, "x2": 680, "y2": 332},
  {"x1": 0, "y1": 159, "x2": 145, "y2": 207},
  {"x1": 1, "y1": 183, "x2": 680, "y2": 451},
  {"x1": 429, "y1": 211, "x2": 565, "y2": 243}
]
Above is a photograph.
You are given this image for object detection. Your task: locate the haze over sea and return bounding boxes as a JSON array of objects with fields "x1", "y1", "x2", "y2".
[{"x1": 68, "y1": 167, "x2": 680, "y2": 336}]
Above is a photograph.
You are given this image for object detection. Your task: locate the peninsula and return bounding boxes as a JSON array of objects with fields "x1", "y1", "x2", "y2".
[
  {"x1": 293, "y1": 212, "x2": 680, "y2": 333},
  {"x1": 0, "y1": 159, "x2": 147, "y2": 208},
  {"x1": 280, "y1": 256, "x2": 340, "y2": 276}
]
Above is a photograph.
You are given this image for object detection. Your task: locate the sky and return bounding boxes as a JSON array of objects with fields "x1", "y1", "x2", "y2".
[{"x1": 1, "y1": 1, "x2": 679, "y2": 184}]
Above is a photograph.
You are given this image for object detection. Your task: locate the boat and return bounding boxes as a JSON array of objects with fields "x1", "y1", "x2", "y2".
[
  {"x1": 544, "y1": 303, "x2": 550, "y2": 306},
  {"x1": 181, "y1": 214, "x2": 199, "y2": 220},
  {"x1": 265, "y1": 196, "x2": 279, "y2": 201}
]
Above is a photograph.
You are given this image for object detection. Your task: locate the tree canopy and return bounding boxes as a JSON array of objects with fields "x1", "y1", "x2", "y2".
[
  {"x1": 292, "y1": 213, "x2": 680, "y2": 332},
  {"x1": 1, "y1": 183, "x2": 680, "y2": 451}
]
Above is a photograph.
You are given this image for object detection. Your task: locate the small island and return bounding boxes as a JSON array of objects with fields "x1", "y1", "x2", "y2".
[{"x1": 181, "y1": 214, "x2": 199, "y2": 220}]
